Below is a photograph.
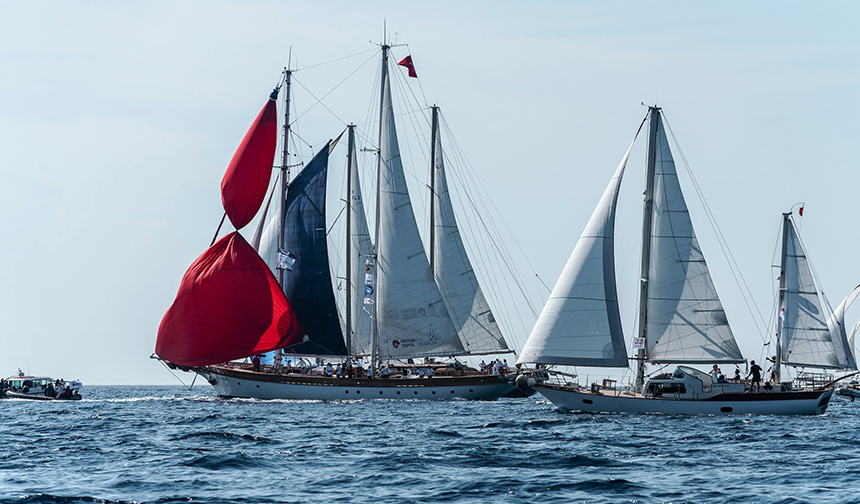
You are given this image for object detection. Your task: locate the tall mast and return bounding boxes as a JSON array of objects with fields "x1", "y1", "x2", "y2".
[
  {"x1": 775, "y1": 212, "x2": 791, "y2": 384},
  {"x1": 635, "y1": 106, "x2": 661, "y2": 393},
  {"x1": 345, "y1": 124, "x2": 356, "y2": 355},
  {"x1": 371, "y1": 43, "x2": 390, "y2": 375},
  {"x1": 429, "y1": 105, "x2": 439, "y2": 269},
  {"x1": 278, "y1": 68, "x2": 293, "y2": 289}
]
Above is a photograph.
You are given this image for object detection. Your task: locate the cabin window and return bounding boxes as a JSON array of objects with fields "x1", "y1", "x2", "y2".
[{"x1": 647, "y1": 383, "x2": 686, "y2": 396}]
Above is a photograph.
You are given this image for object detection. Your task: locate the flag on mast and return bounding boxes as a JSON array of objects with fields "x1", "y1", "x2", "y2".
[{"x1": 398, "y1": 55, "x2": 418, "y2": 78}]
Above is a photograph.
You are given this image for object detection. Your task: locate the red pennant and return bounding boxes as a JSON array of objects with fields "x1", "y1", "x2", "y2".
[
  {"x1": 799, "y1": 206, "x2": 804, "y2": 216},
  {"x1": 398, "y1": 55, "x2": 418, "y2": 78}
]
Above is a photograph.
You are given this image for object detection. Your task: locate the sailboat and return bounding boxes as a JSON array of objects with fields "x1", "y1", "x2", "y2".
[
  {"x1": 155, "y1": 42, "x2": 520, "y2": 400},
  {"x1": 774, "y1": 211, "x2": 858, "y2": 389},
  {"x1": 516, "y1": 106, "x2": 836, "y2": 415}
]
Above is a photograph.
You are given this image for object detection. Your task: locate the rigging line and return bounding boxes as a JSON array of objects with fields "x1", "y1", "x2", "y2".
[
  {"x1": 294, "y1": 48, "x2": 378, "y2": 71},
  {"x1": 663, "y1": 113, "x2": 769, "y2": 343},
  {"x1": 291, "y1": 51, "x2": 379, "y2": 126},
  {"x1": 440, "y1": 113, "x2": 548, "y2": 307},
  {"x1": 399, "y1": 45, "x2": 430, "y2": 108},
  {"x1": 157, "y1": 359, "x2": 197, "y2": 392},
  {"x1": 327, "y1": 203, "x2": 347, "y2": 237}
]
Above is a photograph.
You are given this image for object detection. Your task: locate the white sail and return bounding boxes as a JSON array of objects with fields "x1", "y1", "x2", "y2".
[
  {"x1": 518, "y1": 138, "x2": 638, "y2": 367},
  {"x1": 374, "y1": 74, "x2": 462, "y2": 359},
  {"x1": 431, "y1": 113, "x2": 509, "y2": 355},
  {"x1": 782, "y1": 219, "x2": 853, "y2": 369},
  {"x1": 826, "y1": 284, "x2": 860, "y2": 370},
  {"x1": 348, "y1": 134, "x2": 374, "y2": 356},
  {"x1": 645, "y1": 113, "x2": 743, "y2": 364},
  {"x1": 256, "y1": 175, "x2": 282, "y2": 276}
]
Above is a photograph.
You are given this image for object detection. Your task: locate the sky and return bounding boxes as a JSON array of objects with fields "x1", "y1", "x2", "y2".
[{"x1": 2, "y1": 1, "x2": 859, "y2": 385}]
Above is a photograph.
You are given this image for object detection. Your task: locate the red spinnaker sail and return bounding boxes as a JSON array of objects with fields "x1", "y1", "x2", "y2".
[
  {"x1": 220, "y1": 96, "x2": 278, "y2": 230},
  {"x1": 156, "y1": 231, "x2": 305, "y2": 366}
]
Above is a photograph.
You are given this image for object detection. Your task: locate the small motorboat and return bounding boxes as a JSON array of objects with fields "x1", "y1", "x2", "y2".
[{"x1": 1, "y1": 369, "x2": 82, "y2": 400}]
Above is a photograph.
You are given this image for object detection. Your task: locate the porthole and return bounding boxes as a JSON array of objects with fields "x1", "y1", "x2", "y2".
[
  {"x1": 397, "y1": 391, "x2": 401, "y2": 395},
  {"x1": 345, "y1": 390, "x2": 349, "y2": 394},
  {"x1": 414, "y1": 391, "x2": 418, "y2": 395},
  {"x1": 379, "y1": 391, "x2": 383, "y2": 394},
  {"x1": 469, "y1": 389, "x2": 473, "y2": 392},
  {"x1": 450, "y1": 390, "x2": 455, "y2": 394},
  {"x1": 720, "y1": 407, "x2": 733, "y2": 413},
  {"x1": 237, "y1": 382, "x2": 241, "y2": 386},
  {"x1": 582, "y1": 399, "x2": 593, "y2": 404},
  {"x1": 256, "y1": 385, "x2": 260, "y2": 388},
  {"x1": 432, "y1": 391, "x2": 436, "y2": 395},
  {"x1": 356, "y1": 390, "x2": 360, "y2": 394}
]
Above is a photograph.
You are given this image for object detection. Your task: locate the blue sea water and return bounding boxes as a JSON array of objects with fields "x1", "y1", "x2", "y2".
[{"x1": 1, "y1": 385, "x2": 859, "y2": 504}]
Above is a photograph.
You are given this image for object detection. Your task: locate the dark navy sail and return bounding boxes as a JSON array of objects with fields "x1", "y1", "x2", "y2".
[{"x1": 282, "y1": 142, "x2": 348, "y2": 355}]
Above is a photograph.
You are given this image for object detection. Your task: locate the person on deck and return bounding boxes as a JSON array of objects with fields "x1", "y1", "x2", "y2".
[
  {"x1": 252, "y1": 355, "x2": 261, "y2": 372},
  {"x1": 747, "y1": 360, "x2": 763, "y2": 392},
  {"x1": 710, "y1": 365, "x2": 721, "y2": 382}
]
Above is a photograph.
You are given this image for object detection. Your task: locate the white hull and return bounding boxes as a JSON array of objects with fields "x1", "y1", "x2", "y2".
[
  {"x1": 198, "y1": 366, "x2": 517, "y2": 401},
  {"x1": 535, "y1": 384, "x2": 832, "y2": 415}
]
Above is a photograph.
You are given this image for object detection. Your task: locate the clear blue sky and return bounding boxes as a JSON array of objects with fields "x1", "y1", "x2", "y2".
[{"x1": 2, "y1": 1, "x2": 858, "y2": 384}]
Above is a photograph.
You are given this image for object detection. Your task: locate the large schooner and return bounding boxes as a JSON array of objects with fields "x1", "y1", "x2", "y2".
[
  {"x1": 155, "y1": 42, "x2": 522, "y2": 400},
  {"x1": 516, "y1": 106, "x2": 850, "y2": 415}
]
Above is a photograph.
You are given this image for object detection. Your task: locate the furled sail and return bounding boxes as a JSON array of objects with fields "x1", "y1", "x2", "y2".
[
  {"x1": 431, "y1": 112, "x2": 509, "y2": 355},
  {"x1": 221, "y1": 91, "x2": 279, "y2": 230},
  {"x1": 782, "y1": 218, "x2": 852, "y2": 369},
  {"x1": 347, "y1": 134, "x2": 374, "y2": 356},
  {"x1": 281, "y1": 142, "x2": 348, "y2": 356},
  {"x1": 518, "y1": 136, "x2": 638, "y2": 367},
  {"x1": 645, "y1": 112, "x2": 743, "y2": 364},
  {"x1": 156, "y1": 232, "x2": 305, "y2": 366},
  {"x1": 375, "y1": 74, "x2": 462, "y2": 359}
]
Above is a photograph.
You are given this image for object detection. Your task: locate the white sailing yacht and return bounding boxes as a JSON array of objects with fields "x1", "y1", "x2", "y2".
[
  {"x1": 516, "y1": 106, "x2": 838, "y2": 415},
  {"x1": 156, "y1": 43, "x2": 520, "y2": 400}
]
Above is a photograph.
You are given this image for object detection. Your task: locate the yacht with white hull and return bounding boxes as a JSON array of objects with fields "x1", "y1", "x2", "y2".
[{"x1": 516, "y1": 106, "x2": 837, "y2": 415}]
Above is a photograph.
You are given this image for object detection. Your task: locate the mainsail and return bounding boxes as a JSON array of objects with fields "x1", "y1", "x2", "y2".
[
  {"x1": 517, "y1": 134, "x2": 640, "y2": 367},
  {"x1": 644, "y1": 112, "x2": 743, "y2": 364},
  {"x1": 374, "y1": 71, "x2": 462, "y2": 359},
  {"x1": 430, "y1": 109, "x2": 509, "y2": 355},
  {"x1": 281, "y1": 142, "x2": 348, "y2": 356},
  {"x1": 781, "y1": 216, "x2": 854, "y2": 369}
]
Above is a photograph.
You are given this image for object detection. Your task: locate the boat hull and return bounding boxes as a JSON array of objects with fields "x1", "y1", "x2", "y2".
[
  {"x1": 3, "y1": 391, "x2": 81, "y2": 401},
  {"x1": 198, "y1": 366, "x2": 517, "y2": 400},
  {"x1": 535, "y1": 384, "x2": 832, "y2": 415}
]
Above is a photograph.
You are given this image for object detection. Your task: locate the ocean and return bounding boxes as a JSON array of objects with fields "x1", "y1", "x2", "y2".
[{"x1": 1, "y1": 385, "x2": 858, "y2": 503}]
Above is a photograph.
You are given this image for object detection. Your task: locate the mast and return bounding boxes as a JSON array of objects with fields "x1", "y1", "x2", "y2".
[
  {"x1": 371, "y1": 43, "x2": 390, "y2": 375},
  {"x1": 775, "y1": 212, "x2": 791, "y2": 384},
  {"x1": 429, "y1": 105, "x2": 439, "y2": 269},
  {"x1": 635, "y1": 106, "x2": 660, "y2": 393},
  {"x1": 278, "y1": 68, "x2": 293, "y2": 289},
  {"x1": 345, "y1": 124, "x2": 355, "y2": 355}
]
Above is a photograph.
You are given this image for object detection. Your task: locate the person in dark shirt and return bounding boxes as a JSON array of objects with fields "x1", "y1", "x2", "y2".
[
  {"x1": 747, "y1": 360, "x2": 763, "y2": 392},
  {"x1": 252, "y1": 355, "x2": 261, "y2": 372}
]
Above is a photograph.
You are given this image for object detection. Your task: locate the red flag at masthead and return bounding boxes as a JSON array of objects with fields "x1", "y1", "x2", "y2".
[{"x1": 398, "y1": 55, "x2": 418, "y2": 78}]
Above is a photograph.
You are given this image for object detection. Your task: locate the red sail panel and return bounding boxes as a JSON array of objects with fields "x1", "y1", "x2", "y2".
[
  {"x1": 220, "y1": 97, "x2": 278, "y2": 230},
  {"x1": 156, "y1": 231, "x2": 305, "y2": 367}
]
